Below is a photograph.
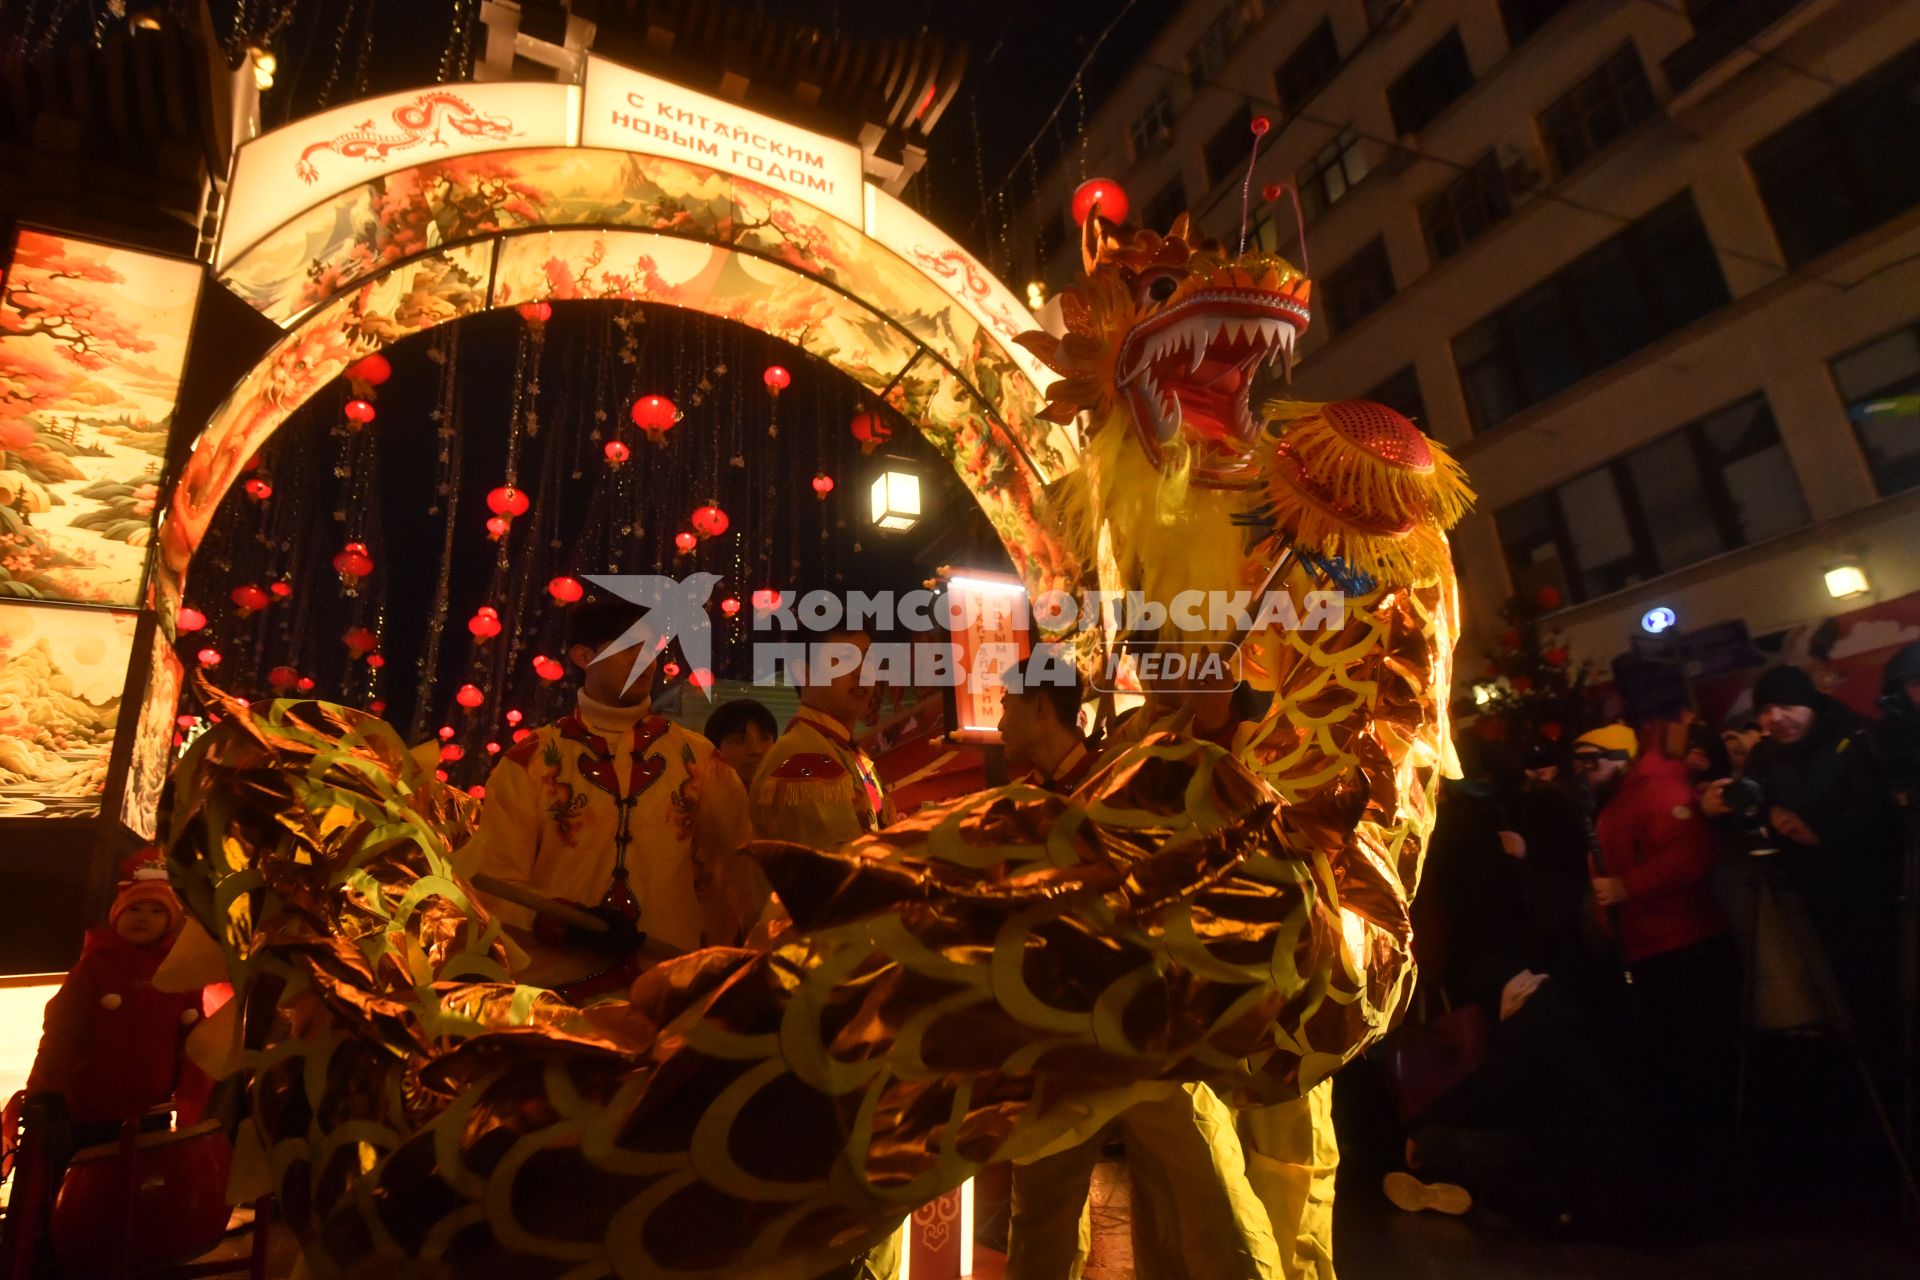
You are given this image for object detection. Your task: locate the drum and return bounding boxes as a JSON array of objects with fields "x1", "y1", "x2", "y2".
[{"x1": 51, "y1": 1118, "x2": 232, "y2": 1274}]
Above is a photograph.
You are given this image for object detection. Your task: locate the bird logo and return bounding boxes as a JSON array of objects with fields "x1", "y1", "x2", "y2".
[{"x1": 583, "y1": 573, "x2": 722, "y2": 697}]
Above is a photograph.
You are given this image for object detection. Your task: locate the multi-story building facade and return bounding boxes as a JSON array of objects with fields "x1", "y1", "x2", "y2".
[{"x1": 1008, "y1": 0, "x2": 1920, "y2": 669}]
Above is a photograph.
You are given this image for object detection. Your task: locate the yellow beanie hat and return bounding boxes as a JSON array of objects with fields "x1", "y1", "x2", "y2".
[{"x1": 1573, "y1": 723, "x2": 1638, "y2": 760}]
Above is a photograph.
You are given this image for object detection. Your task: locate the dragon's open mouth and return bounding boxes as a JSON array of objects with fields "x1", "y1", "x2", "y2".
[{"x1": 1117, "y1": 290, "x2": 1308, "y2": 447}]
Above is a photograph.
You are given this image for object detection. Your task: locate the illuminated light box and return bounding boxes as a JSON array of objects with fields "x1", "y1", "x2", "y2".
[
  {"x1": 937, "y1": 569, "x2": 1032, "y2": 747},
  {"x1": 871, "y1": 468, "x2": 923, "y2": 531},
  {"x1": 215, "y1": 81, "x2": 580, "y2": 271},
  {"x1": 582, "y1": 57, "x2": 865, "y2": 227},
  {"x1": 0, "y1": 602, "x2": 137, "y2": 818},
  {"x1": 0, "y1": 230, "x2": 202, "y2": 607}
]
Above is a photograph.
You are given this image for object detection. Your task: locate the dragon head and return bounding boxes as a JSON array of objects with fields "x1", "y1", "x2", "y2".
[{"x1": 1018, "y1": 213, "x2": 1311, "y2": 488}]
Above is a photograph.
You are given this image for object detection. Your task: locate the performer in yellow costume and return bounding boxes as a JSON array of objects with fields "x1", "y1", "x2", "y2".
[
  {"x1": 750, "y1": 629, "x2": 893, "y2": 846},
  {"x1": 457, "y1": 596, "x2": 755, "y2": 985}
]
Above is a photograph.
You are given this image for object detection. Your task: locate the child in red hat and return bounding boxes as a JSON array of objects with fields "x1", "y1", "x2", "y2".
[{"x1": 25, "y1": 849, "x2": 203, "y2": 1142}]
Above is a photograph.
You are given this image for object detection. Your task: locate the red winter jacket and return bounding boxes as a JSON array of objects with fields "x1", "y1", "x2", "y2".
[
  {"x1": 1591, "y1": 754, "x2": 1726, "y2": 964},
  {"x1": 26, "y1": 928, "x2": 199, "y2": 1126}
]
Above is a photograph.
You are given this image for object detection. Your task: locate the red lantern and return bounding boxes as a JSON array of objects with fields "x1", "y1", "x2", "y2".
[
  {"x1": 368, "y1": 697, "x2": 387, "y2": 714},
  {"x1": 296, "y1": 677, "x2": 315, "y2": 692},
  {"x1": 763, "y1": 365, "x2": 790, "y2": 395},
  {"x1": 486, "y1": 741, "x2": 501, "y2": 755},
  {"x1": 269, "y1": 581, "x2": 293, "y2": 599},
  {"x1": 518, "y1": 301, "x2": 552, "y2": 324},
  {"x1": 435, "y1": 770, "x2": 449, "y2": 783},
  {"x1": 751, "y1": 588, "x2": 781, "y2": 612},
  {"x1": 720, "y1": 596, "x2": 740, "y2": 617},
  {"x1": 230, "y1": 584, "x2": 269, "y2": 613},
  {"x1": 532, "y1": 655, "x2": 564, "y2": 681},
  {"x1": 244, "y1": 476, "x2": 272, "y2": 501},
  {"x1": 196, "y1": 647, "x2": 221, "y2": 667},
  {"x1": 175, "y1": 715, "x2": 196, "y2": 729},
  {"x1": 469, "y1": 607, "x2": 501, "y2": 639},
  {"x1": 485, "y1": 515, "x2": 510, "y2": 540},
  {"x1": 345, "y1": 353, "x2": 391, "y2": 387},
  {"x1": 630, "y1": 394, "x2": 678, "y2": 436},
  {"x1": 456, "y1": 684, "x2": 485, "y2": 709},
  {"x1": 486, "y1": 486, "x2": 531, "y2": 518},
  {"x1": 505, "y1": 709, "x2": 524, "y2": 726},
  {"x1": 604, "y1": 440, "x2": 631, "y2": 465},
  {"x1": 512, "y1": 728, "x2": 532, "y2": 744},
  {"x1": 267, "y1": 666, "x2": 298, "y2": 691},
  {"x1": 688, "y1": 669, "x2": 714, "y2": 692},
  {"x1": 674, "y1": 531, "x2": 698, "y2": 554},
  {"x1": 811, "y1": 473, "x2": 834, "y2": 497},
  {"x1": 1541, "y1": 721, "x2": 1564, "y2": 742},
  {"x1": 548, "y1": 575, "x2": 584, "y2": 604},
  {"x1": 1544, "y1": 646, "x2": 1570, "y2": 667},
  {"x1": 1536, "y1": 585, "x2": 1563, "y2": 610},
  {"x1": 333, "y1": 541, "x2": 374, "y2": 590},
  {"x1": 343, "y1": 626, "x2": 378, "y2": 656},
  {"x1": 690, "y1": 504, "x2": 729, "y2": 539},
  {"x1": 663, "y1": 661, "x2": 682, "y2": 679},
  {"x1": 176, "y1": 607, "x2": 206, "y2": 633},
  {"x1": 343, "y1": 399, "x2": 376, "y2": 427},
  {"x1": 1070, "y1": 177, "x2": 1130, "y2": 225},
  {"x1": 366, "y1": 653, "x2": 386, "y2": 669},
  {"x1": 469, "y1": 784, "x2": 485, "y2": 798},
  {"x1": 438, "y1": 726, "x2": 455, "y2": 741},
  {"x1": 850, "y1": 411, "x2": 892, "y2": 454}
]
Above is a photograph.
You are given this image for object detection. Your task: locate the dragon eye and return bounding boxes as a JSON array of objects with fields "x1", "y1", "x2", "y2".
[{"x1": 1145, "y1": 275, "x2": 1178, "y2": 303}]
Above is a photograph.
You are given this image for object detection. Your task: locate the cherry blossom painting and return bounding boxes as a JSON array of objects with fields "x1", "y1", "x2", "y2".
[
  {"x1": 0, "y1": 231, "x2": 203, "y2": 606},
  {"x1": 0, "y1": 602, "x2": 137, "y2": 818}
]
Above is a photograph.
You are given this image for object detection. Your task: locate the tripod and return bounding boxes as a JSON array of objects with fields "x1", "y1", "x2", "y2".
[{"x1": 1731, "y1": 848, "x2": 1920, "y2": 1217}]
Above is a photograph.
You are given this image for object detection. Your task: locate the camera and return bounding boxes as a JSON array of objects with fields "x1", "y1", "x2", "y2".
[{"x1": 1721, "y1": 775, "x2": 1766, "y2": 821}]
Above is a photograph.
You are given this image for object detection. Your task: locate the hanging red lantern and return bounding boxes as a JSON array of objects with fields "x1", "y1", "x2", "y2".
[
  {"x1": 230, "y1": 584, "x2": 269, "y2": 613},
  {"x1": 175, "y1": 715, "x2": 196, "y2": 729},
  {"x1": 690, "y1": 504, "x2": 729, "y2": 538},
  {"x1": 811, "y1": 473, "x2": 834, "y2": 498},
  {"x1": 176, "y1": 606, "x2": 207, "y2": 633},
  {"x1": 343, "y1": 626, "x2": 378, "y2": 656},
  {"x1": 456, "y1": 684, "x2": 485, "y2": 709},
  {"x1": 673, "y1": 530, "x2": 698, "y2": 554},
  {"x1": 440, "y1": 744, "x2": 464, "y2": 763},
  {"x1": 435, "y1": 769, "x2": 449, "y2": 783},
  {"x1": 762, "y1": 365, "x2": 790, "y2": 395},
  {"x1": 486, "y1": 486, "x2": 531, "y2": 518},
  {"x1": 486, "y1": 741, "x2": 501, "y2": 755},
  {"x1": 343, "y1": 399, "x2": 377, "y2": 427},
  {"x1": 688, "y1": 669, "x2": 714, "y2": 692},
  {"x1": 518, "y1": 300, "x2": 552, "y2": 324},
  {"x1": 196, "y1": 647, "x2": 221, "y2": 667},
  {"x1": 505, "y1": 708, "x2": 523, "y2": 726},
  {"x1": 548, "y1": 575, "x2": 584, "y2": 604},
  {"x1": 663, "y1": 661, "x2": 682, "y2": 679},
  {"x1": 333, "y1": 541, "x2": 374, "y2": 591},
  {"x1": 1536, "y1": 585, "x2": 1563, "y2": 610},
  {"x1": 720, "y1": 596, "x2": 740, "y2": 617},
  {"x1": 1070, "y1": 177, "x2": 1130, "y2": 225},
  {"x1": 604, "y1": 439, "x2": 631, "y2": 465},
  {"x1": 751, "y1": 588, "x2": 781, "y2": 612},
  {"x1": 512, "y1": 728, "x2": 532, "y2": 744},
  {"x1": 366, "y1": 653, "x2": 386, "y2": 669},
  {"x1": 532, "y1": 654, "x2": 564, "y2": 681},
  {"x1": 1544, "y1": 646, "x2": 1570, "y2": 667},
  {"x1": 850, "y1": 410, "x2": 892, "y2": 454},
  {"x1": 345, "y1": 352, "x2": 391, "y2": 387},
  {"x1": 485, "y1": 515, "x2": 510, "y2": 540},
  {"x1": 369, "y1": 697, "x2": 387, "y2": 715},
  {"x1": 296, "y1": 676, "x2": 315, "y2": 692},
  {"x1": 267, "y1": 666, "x2": 298, "y2": 691},
  {"x1": 438, "y1": 726, "x2": 455, "y2": 741},
  {"x1": 269, "y1": 581, "x2": 293, "y2": 599},
  {"x1": 469, "y1": 607, "x2": 502, "y2": 639},
  {"x1": 244, "y1": 476, "x2": 272, "y2": 501},
  {"x1": 630, "y1": 394, "x2": 679, "y2": 437}
]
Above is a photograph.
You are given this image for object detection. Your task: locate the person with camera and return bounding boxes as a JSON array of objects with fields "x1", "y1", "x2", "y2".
[
  {"x1": 1703, "y1": 665, "x2": 1905, "y2": 1081},
  {"x1": 1574, "y1": 723, "x2": 1737, "y2": 1179}
]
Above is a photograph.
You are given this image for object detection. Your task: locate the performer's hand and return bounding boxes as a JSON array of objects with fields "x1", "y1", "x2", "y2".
[
  {"x1": 1497, "y1": 830, "x2": 1527, "y2": 859},
  {"x1": 1499, "y1": 970, "x2": 1547, "y2": 1021},
  {"x1": 1700, "y1": 778, "x2": 1733, "y2": 817},
  {"x1": 1591, "y1": 876, "x2": 1629, "y2": 908},
  {"x1": 1769, "y1": 807, "x2": 1818, "y2": 846}
]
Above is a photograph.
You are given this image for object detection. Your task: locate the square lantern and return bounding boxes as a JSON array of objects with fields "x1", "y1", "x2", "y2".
[{"x1": 870, "y1": 467, "x2": 922, "y2": 531}]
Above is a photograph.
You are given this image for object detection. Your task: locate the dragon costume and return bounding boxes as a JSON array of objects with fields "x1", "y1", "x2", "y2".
[{"x1": 156, "y1": 209, "x2": 1470, "y2": 1279}]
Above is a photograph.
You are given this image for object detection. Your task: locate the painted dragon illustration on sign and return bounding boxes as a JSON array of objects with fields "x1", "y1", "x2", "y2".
[
  {"x1": 158, "y1": 205, "x2": 1471, "y2": 1278},
  {"x1": 295, "y1": 90, "x2": 519, "y2": 184}
]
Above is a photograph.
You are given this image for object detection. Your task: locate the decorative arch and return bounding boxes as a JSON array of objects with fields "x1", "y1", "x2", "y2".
[{"x1": 158, "y1": 78, "x2": 1081, "y2": 636}]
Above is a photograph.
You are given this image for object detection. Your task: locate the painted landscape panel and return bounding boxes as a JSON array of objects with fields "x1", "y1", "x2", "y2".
[{"x1": 0, "y1": 602, "x2": 137, "y2": 818}]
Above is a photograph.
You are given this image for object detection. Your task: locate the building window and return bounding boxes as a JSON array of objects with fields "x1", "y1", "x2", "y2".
[
  {"x1": 1323, "y1": 238, "x2": 1396, "y2": 336},
  {"x1": 1420, "y1": 152, "x2": 1513, "y2": 265},
  {"x1": 1140, "y1": 179, "x2": 1187, "y2": 234},
  {"x1": 1277, "y1": 20, "x2": 1340, "y2": 116},
  {"x1": 1296, "y1": 127, "x2": 1370, "y2": 222},
  {"x1": 1748, "y1": 42, "x2": 1920, "y2": 268},
  {"x1": 1365, "y1": 366, "x2": 1428, "y2": 430},
  {"x1": 1538, "y1": 44, "x2": 1657, "y2": 176},
  {"x1": 1454, "y1": 193, "x2": 1728, "y2": 431},
  {"x1": 1500, "y1": 0, "x2": 1575, "y2": 46},
  {"x1": 1664, "y1": 0, "x2": 1806, "y2": 93},
  {"x1": 1387, "y1": 28, "x2": 1475, "y2": 137},
  {"x1": 1830, "y1": 322, "x2": 1920, "y2": 496},
  {"x1": 1129, "y1": 90, "x2": 1176, "y2": 161},
  {"x1": 1204, "y1": 105, "x2": 1257, "y2": 189},
  {"x1": 1496, "y1": 395, "x2": 1808, "y2": 604}
]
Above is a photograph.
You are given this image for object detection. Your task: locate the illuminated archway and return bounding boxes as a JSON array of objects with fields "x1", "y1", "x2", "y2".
[{"x1": 157, "y1": 70, "x2": 1080, "y2": 638}]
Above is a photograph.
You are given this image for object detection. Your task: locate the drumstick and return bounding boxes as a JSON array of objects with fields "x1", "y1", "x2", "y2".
[{"x1": 470, "y1": 874, "x2": 611, "y2": 933}]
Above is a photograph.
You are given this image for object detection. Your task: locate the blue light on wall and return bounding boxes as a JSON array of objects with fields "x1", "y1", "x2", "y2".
[{"x1": 1641, "y1": 606, "x2": 1677, "y2": 635}]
